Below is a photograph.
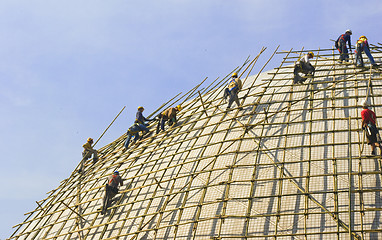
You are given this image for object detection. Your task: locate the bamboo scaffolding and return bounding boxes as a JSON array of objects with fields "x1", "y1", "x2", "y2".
[{"x1": 10, "y1": 48, "x2": 382, "y2": 240}]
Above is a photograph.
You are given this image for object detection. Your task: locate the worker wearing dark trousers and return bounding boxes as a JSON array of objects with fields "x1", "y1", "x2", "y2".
[
  {"x1": 102, "y1": 171, "x2": 123, "y2": 214},
  {"x1": 223, "y1": 72, "x2": 243, "y2": 110},
  {"x1": 336, "y1": 29, "x2": 352, "y2": 62},
  {"x1": 123, "y1": 123, "x2": 148, "y2": 150},
  {"x1": 293, "y1": 52, "x2": 315, "y2": 84},
  {"x1": 156, "y1": 105, "x2": 182, "y2": 133},
  {"x1": 361, "y1": 101, "x2": 382, "y2": 156},
  {"x1": 355, "y1": 36, "x2": 377, "y2": 68}
]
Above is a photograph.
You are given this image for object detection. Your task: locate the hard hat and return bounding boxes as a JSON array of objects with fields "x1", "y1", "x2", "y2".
[
  {"x1": 232, "y1": 72, "x2": 238, "y2": 78},
  {"x1": 362, "y1": 100, "x2": 369, "y2": 108},
  {"x1": 345, "y1": 29, "x2": 352, "y2": 34},
  {"x1": 138, "y1": 106, "x2": 144, "y2": 110},
  {"x1": 176, "y1": 105, "x2": 182, "y2": 111},
  {"x1": 87, "y1": 138, "x2": 93, "y2": 142},
  {"x1": 360, "y1": 35, "x2": 367, "y2": 40},
  {"x1": 114, "y1": 170, "x2": 119, "y2": 175},
  {"x1": 308, "y1": 52, "x2": 314, "y2": 58}
]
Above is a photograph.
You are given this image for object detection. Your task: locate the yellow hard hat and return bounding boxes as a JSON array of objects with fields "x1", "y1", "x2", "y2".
[
  {"x1": 308, "y1": 52, "x2": 314, "y2": 58},
  {"x1": 360, "y1": 35, "x2": 367, "y2": 40},
  {"x1": 138, "y1": 106, "x2": 144, "y2": 110},
  {"x1": 176, "y1": 105, "x2": 182, "y2": 111},
  {"x1": 232, "y1": 72, "x2": 238, "y2": 78},
  {"x1": 87, "y1": 138, "x2": 93, "y2": 142}
]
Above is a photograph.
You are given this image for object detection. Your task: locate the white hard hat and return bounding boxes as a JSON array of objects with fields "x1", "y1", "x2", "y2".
[
  {"x1": 345, "y1": 29, "x2": 352, "y2": 34},
  {"x1": 361, "y1": 99, "x2": 369, "y2": 107}
]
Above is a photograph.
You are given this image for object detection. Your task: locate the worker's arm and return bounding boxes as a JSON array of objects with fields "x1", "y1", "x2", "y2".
[{"x1": 83, "y1": 142, "x2": 93, "y2": 151}]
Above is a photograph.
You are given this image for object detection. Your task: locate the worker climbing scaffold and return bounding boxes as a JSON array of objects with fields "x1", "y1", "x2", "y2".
[
  {"x1": 223, "y1": 72, "x2": 243, "y2": 110},
  {"x1": 335, "y1": 29, "x2": 352, "y2": 63},
  {"x1": 355, "y1": 35, "x2": 378, "y2": 68},
  {"x1": 101, "y1": 170, "x2": 123, "y2": 215},
  {"x1": 293, "y1": 52, "x2": 315, "y2": 84},
  {"x1": 123, "y1": 123, "x2": 149, "y2": 151},
  {"x1": 156, "y1": 105, "x2": 182, "y2": 133},
  {"x1": 361, "y1": 100, "x2": 382, "y2": 156},
  {"x1": 82, "y1": 138, "x2": 98, "y2": 162},
  {"x1": 135, "y1": 106, "x2": 155, "y2": 126}
]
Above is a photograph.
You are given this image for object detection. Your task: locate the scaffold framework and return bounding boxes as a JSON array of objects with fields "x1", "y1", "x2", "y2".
[{"x1": 9, "y1": 43, "x2": 382, "y2": 240}]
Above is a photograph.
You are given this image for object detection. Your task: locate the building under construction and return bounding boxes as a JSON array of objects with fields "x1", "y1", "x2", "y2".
[{"x1": 9, "y1": 44, "x2": 382, "y2": 239}]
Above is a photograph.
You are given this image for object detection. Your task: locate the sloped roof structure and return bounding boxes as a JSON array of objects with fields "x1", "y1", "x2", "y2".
[{"x1": 9, "y1": 44, "x2": 382, "y2": 240}]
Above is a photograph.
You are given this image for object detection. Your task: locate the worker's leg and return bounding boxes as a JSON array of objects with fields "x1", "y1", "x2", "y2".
[
  {"x1": 223, "y1": 88, "x2": 230, "y2": 101},
  {"x1": 363, "y1": 46, "x2": 376, "y2": 65},
  {"x1": 355, "y1": 49, "x2": 362, "y2": 66},
  {"x1": 91, "y1": 149, "x2": 98, "y2": 161},
  {"x1": 160, "y1": 118, "x2": 166, "y2": 131},
  {"x1": 340, "y1": 41, "x2": 349, "y2": 61},
  {"x1": 293, "y1": 64, "x2": 301, "y2": 76},
  {"x1": 302, "y1": 63, "x2": 315, "y2": 75},
  {"x1": 231, "y1": 88, "x2": 240, "y2": 108},
  {"x1": 133, "y1": 132, "x2": 140, "y2": 142},
  {"x1": 227, "y1": 88, "x2": 236, "y2": 108},
  {"x1": 138, "y1": 123, "x2": 149, "y2": 133},
  {"x1": 124, "y1": 133, "x2": 132, "y2": 149}
]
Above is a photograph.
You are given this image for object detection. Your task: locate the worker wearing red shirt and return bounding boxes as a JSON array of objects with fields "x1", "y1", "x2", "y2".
[{"x1": 361, "y1": 101, "x2": 381, "y2": 155}]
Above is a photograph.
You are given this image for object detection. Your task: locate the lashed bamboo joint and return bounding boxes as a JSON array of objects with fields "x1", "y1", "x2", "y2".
[{"x1": 9, "y1": 45, "x2": 382, "y2": 239}]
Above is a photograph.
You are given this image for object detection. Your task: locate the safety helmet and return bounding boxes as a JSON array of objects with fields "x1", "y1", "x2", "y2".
[
  {"x1": 360, "y1": 35, "x2": 367, "y2": 40},
  {"x1": 345, "y1": 29, "x2": 352, "y2": 35},
  {"x1": 308, "y1": 52, "x2": 314, "y2": 58},
  {"x1": 138, "y1": 106, "x2": 144, "y2": 110},
  {"x1": 362, "y1": 100, "x2": 369, "y2": 108},
  {"x1": 232, "y1": 72, "x2": 238, "y2": 78},
  {"x1": 87, "y1": 138, "x2": 93, "y2": 142},
  {"x1": 114, "y1": 170, "x2": 119, "y2": 175},
  {"x1": 176, "y1": 105, "x2": 182, "y2": 111}
]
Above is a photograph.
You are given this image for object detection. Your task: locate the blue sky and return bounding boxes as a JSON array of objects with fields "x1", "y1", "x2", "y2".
[{"x1": 1, "y1": 0, "x2": 382, "y2": 238}]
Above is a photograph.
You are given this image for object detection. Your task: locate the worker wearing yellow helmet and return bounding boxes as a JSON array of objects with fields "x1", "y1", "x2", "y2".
[
  {"x1": 293, "y1": 52, "x2": 315, "y2": 84},
  {"x1": 223, "y1": 72, "x2": 243, "y2": 110},
  {"x1": 156, "y1": 105, "x2": 182, "y2": 133},
  {"x1": 82, "y1": 137, "x2": 99, "y2": 162},
  {"x1": 135, "y1": 106, "x2": 154, "y2": 127},
  {"x1": 355, "y1": 35, "x2": 378, "y2": 68}
]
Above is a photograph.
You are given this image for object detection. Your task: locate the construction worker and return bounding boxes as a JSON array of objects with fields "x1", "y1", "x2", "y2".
[
  {"x1": 223, "y1": 72, "x2": 243, "y2": 110},
  {"x1": 335, "y1": 29, "x2": 352, "y2": 62},
  {"x1": 361, "y1": 101, "x2": 382, "y2": 156},
  {"x1": 355, "y1": 36, "x2": 378, "y2": 68},
  {"x1": 156, "y1": 105, "x2": 182, "y2": 133},
  {"x1": 293, "y1": 52, "x2": 315, "y2": 84},
  {"x1": 123, "y1": 123, "x2": 149, "y2": 150},
  {"x1": 135, "y1": 106, "x2": 154, "y2": 126},
  {"x1": 82, "y1": 138, "x2": 98, "y2": 162},
  {"x1": 102, "y1": 170, "x2": 123, "y2": 214}
]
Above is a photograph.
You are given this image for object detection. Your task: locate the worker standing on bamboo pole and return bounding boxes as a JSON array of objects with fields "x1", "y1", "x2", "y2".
[
  {"x1": 101, "y1": 170, "x2": 123, "y2": 214},
  {"x1": 156, "y1": 105, "x2": 182, "y2": 133},
  {"x1": 82, "y1": 138, "x2": 99, "y2": 162},
  {"x1": 355, "y1": 36, "x2": 378, "y2": 68},
  {"x1": 361, "y1": 101, "x2": 382, "y2": 156},
  {"x1": 293, "y1": 52, "x2": 315, "y2": 84},
  {"x1": 335, "y1": 29, "x2": 352, "y2": 63},
  {"x1": 223, "y1": 72, "x2": 243, "y2": 110},
  {"x1": 122, "y1": 123, "x2": 149, "y2": 151}
]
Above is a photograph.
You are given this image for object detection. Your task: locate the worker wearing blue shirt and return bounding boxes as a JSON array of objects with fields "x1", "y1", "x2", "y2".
[{"x1": 336, "y1": 29, "x2": 352, "y2": 62}]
